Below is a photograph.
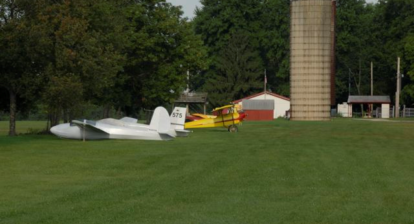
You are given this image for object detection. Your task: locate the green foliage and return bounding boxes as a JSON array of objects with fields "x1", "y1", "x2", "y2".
[
  {"x1": 0, "y1": 0, "x2": 45, "y2": 135},
  {"x1": 122, "y1": 0, "x2": 208, "y2": 111},
  {"x1": 0, "y1": 0, "x2": 208, "y2": 134},
  {"x1": 335, "y1": 0, "x2": 377, "y2": 102},
  {"x1": 402, "y1": 34, "x2": 414, "y2": 105},
  {"x1": 28, "y1": 0, "x2": 128, "y2": 123},
  {"x1": 42, "y1": 76, "x2": 84, "y2": 125},
  {"x1": 195, "y1": 0, "x2": 263, "y2": 53},
  {"x1": 35, "y1": 0, "x2": 125, "y2": 97},
  {"x1": 405, "y1": 35, "x2": 414, "y2": 78},
  {"x1": 194, "y1": 0, "x2": 290, "y2": 97},
  {"x1": 362, "y1": 0, "x2": 414, "y2": 106},
  {"x1": 204, "y1": 33, "x2": 263, "y2": 107},
  {"x1": 259, "y1": 0, "x2": 290, "y2": 95}
]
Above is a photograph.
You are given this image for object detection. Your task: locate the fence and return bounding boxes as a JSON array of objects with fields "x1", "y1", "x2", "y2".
[
  {"x1": 403, "y1": 108, "x2": 414, "y2": 117},
  {"x1": 376, "y1": 106, "x2": 414, "y2": 118}
]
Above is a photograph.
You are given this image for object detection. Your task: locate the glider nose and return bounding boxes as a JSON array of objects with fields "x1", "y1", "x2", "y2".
[
  {"x1": 50, "y1": 124, "x2": 66, "y2": 137},
  {"x1": 50, "y1": 126, "x2": 58, "y2": 135}
]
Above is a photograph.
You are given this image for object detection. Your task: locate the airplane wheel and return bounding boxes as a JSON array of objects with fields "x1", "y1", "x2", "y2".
[{"x1": 228, "y1": 125, "x2": 238, "y2": 133}]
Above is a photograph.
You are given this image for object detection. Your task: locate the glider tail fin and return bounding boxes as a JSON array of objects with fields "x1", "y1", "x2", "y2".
[
  {"x1": 170, "y1": 107, "x2": 187, "y2": 130},
  {"x1": 149, "y1": 107, "x2": 171, "y2": 134}
]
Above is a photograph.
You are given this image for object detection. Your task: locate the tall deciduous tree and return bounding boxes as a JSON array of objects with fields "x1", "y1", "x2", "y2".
[
  {"x1": 122, "y1": 0, "x2": 208, "y2": 113},
  {"x1": 334, "y1": 0, "x2": 414, "y2": 107},
  {"x1": 403, "y1": 34, "x2": 414, "y2": 105},
  {"x1": 259, "y1": 0, "x2": 290, "y2": 95},
  {"x1": 34, "y1": 0, "x2": 126, "y2": 127},
  {"x1": 204, "y1": 33, "x2": 263, "y2": 107},
  {"x1": 335, "y1": 0, "x2": 379, "y2": 105},
  {"x1": 0, "y1": 0, "x2": 43, "y2": 136},
  {"x1": 375, "y1": 0, "x2": 414, "y2": 106}
]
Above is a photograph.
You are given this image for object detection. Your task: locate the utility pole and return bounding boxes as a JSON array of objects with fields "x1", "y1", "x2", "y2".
[
  {"x1": 186, "y1": 70, "x2": 190, "y2": 93},
  {"x1": 348, "y1": 68, "x2": 351, "y2": 96},
  {"x1": 370, "y1": 62, "x2": 373, "y2": 117},
  {"x1": 395, "y1": 57, "x2": 401, "y2": 118},
  {"x1": 264, "y1": 69, "x2": 267, "y2": 100},
  {"x1": 371, "y1": 62, "x2": 373, "y2": 96}
]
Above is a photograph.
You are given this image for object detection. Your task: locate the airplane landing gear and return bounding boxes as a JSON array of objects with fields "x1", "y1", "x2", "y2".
[{"x1": 228, "y1": 125, "x2": 238, "y2": 133}]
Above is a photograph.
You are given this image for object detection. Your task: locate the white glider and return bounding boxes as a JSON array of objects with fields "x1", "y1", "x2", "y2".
[{"x1": 51, "y1": 107, "x2": 189, "y2": 141}]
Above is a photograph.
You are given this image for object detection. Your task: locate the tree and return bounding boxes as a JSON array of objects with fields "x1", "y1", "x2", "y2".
[
  {"x1": 194, "y1": 0, "x2": 263, "y2": 55},
  {"x1": 0, "y1": 0, "x2": 43, "y2": 135},
  {"x1": 335, "y1": 0, "x2": 378, "y2": 106},
  {"x1": 376, "y1": 0, "x2": 414, "y2": 106},
  {"x1": 193, "y1": 0, "x2": 290, "y2": 96},
  {"x1": 402, "y1": 34, "x2": 414, "y2": 105},
  {"x1": 33, "y1": 0, "x2": 126, "y2": 127},
  {"x1": 122, "y1": 0, "x2": 208, "y2": 113},
  {"x1": 259, "y1": 0, "x2": 290, "y2": 95},
  {"x1": 204, "y1": 33, "x2": 263, "y2": 107},
  {"x1": 42, "y1": 76, "x2": 83, "y2": 126}
]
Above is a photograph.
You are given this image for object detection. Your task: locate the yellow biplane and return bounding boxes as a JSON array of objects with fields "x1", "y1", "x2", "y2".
[{"x1": 184, "y1": 105, "x2": 246, "y2": 132}]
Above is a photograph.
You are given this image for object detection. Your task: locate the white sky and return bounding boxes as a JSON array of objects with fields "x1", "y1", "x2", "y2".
[
  {"x1": 167, "y1": 0, "x2": 379, "y2": 19},
  {"x1": 167, "y1": 0, "x2": 202, "y2": 19}
]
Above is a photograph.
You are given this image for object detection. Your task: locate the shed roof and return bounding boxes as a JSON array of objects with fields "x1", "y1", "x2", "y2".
[
  {"x1": 347, "y1": 95, "x2": 391, "y2": 104},
  {"x1": 233, "y1": 91, "x2": 290, "y2": 103}
]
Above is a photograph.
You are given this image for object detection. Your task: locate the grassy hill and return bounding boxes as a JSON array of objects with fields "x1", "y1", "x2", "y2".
[{"x1": 0, "y1": 119, "x2": 413, "y2": 223}]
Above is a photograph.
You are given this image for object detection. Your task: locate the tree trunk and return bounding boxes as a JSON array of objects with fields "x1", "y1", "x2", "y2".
[
  {"x1": 116, "y1": 107, "x2": 122, "y2": 118},
  {"x1": 352, "y1": 61, "x2": 364, "y2": 116},
  {"x1": 46, "y1": 116, "x2": 50, "y2": 133},
  {"x1": 68, "y1": 109, "x2": 74, "y2": 123},
  {"x1": 50, "y1": 110, "x2": 60, "y2": 128},
  {"x1": 102, "y1": 105, "x2": 111, "y2": 118},
  {"x1": 9, "y1": 90, "x2": 17, "y2": 136}
]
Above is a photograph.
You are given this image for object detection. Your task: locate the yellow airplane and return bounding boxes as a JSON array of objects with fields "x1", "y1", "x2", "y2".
[{"x1": 184, "y1": 105, "x2": 246, "y2": 132}]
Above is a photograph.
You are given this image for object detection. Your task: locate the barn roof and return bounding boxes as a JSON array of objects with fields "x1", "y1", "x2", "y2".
[
  {"x1": 347, "y1": 95, "x2": 391, "y2": 104},
  {"x1": 232, "y1": 91, "x2": 290, "y2": 103}
]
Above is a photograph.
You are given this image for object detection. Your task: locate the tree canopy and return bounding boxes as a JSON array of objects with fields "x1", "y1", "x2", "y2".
[
  {"x1": 204, "y1": 32, "x2": 263, "y2": 107},
  {"x1": 0, "y1": 0, "x2": 208, "y2": 134},
  {"x1": 193, "y1": 0, "x2": 290, "y2": 106}
]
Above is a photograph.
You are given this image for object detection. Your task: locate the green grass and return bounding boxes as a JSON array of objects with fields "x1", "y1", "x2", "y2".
[{"x1": 0, "y1": 119, "x2": 413, "y2": 224}]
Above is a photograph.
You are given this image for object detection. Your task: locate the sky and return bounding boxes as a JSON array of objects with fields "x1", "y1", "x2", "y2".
[
  {"x1": 167, "y1": 0, "x2": 379, "y2": 19},
  {"x1": 167, "y1": 0, "x2": 202, "y2": 19}
]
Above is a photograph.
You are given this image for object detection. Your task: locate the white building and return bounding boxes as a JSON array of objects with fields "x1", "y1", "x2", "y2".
[
  {"x1": 233, "y1": 91, "x2": 291, "y2": 119},
  {"x1": 337, "y1": 102, "x2": 352, "y2": 117}
]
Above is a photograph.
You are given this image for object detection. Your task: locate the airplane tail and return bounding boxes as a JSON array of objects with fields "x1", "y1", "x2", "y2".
[
  {"x1": 149, "y1": 107, "x2": 171, "y2": 134},
  {"x1": 170, "y1": 107, "x2": 187, "y2": 130}
]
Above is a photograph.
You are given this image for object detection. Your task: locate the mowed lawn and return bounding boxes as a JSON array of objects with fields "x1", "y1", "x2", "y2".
[{"x1": 0, "y1": 119, "x2": 413, "y2": 224}]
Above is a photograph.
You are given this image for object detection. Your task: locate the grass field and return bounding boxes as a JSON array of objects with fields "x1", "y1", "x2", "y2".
[{"x1": 0, "y1": 119, "x2": 413, "y2": 224}]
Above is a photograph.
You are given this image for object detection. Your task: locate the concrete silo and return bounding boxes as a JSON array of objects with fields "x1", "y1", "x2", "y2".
[{"x1": 290, "y1": 0, "x2": 336, "y2": 121}]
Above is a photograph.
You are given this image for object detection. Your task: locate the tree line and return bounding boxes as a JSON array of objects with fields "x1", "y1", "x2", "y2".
[
  {"x1": 193, "y1": 0, "x2": 414, "y2": 107},
  {"x1": 1, "y1": 0, "x2": 413, "y2": 136},
  {"x1": 0, "y1": 0, "x2": 208, "y2": 135}
]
